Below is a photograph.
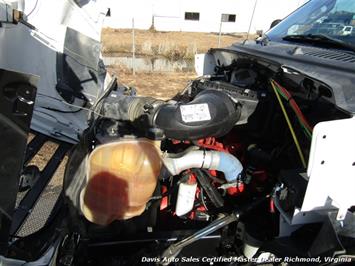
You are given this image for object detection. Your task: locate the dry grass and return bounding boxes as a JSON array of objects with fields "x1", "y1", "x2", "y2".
[
  {"x1": 108, "y1": 65, "x2": 196, "y2": 99},
  {"x1": 101, "y1": 28, "x2": 248, "y2": 60}
]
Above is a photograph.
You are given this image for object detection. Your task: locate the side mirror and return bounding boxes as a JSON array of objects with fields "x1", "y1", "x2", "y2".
[{"x1": 270, "y1": 19, "x2": 282, "y2": 29}]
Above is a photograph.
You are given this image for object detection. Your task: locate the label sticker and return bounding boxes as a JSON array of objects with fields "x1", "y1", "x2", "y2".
[{"x1": 180, "y1": 103, "x2": 211, "y2": 123}]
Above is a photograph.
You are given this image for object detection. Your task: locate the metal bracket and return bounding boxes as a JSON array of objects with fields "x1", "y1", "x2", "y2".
[{"x1": 0, "y1": 69, "x2": 38, "y2": 255}]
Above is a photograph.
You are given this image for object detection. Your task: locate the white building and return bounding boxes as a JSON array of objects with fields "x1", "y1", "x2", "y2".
[{"x1": 104, "y1": 0, "x2": 308, "y2": 33}]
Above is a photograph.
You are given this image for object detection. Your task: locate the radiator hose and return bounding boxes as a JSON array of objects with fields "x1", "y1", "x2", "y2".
[
  {"x1": 163, "y1": 149, "x2": 243, "y2": 182},
  {"x1": 101, "y1": 89, "x2": 241, "y2": 140}
]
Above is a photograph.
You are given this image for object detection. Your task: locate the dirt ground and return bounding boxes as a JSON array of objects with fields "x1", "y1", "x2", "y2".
[
  {"x1": 107, "y1": 65, "x2": 196, "y2": 99},
  {"x1": 102, "y1": 29, "x2": 254, "y2": 97},
  {"x1": 102, "y1": 28, "x2": 248, "y2": 60}
]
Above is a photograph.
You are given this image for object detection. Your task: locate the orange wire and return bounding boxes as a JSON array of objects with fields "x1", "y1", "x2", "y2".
[{"x1": 271, "y1": 80, "x2": 313, "y2": 132}]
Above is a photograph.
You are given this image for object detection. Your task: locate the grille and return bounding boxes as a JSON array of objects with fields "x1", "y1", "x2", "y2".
[{"x1": 303, "y1": 50, "x2": 355, "y2": 63}]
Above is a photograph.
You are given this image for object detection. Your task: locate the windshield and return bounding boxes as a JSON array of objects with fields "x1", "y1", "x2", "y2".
[{"x1": 266, "y1": 0, "x2": 355, "y2": 48}]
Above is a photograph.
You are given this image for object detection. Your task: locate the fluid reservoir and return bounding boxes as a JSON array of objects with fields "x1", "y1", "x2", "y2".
[
  {"x1": 175, "y1": 180, "x2": 197, "y2": 217},
  {"x1": 81, "y1": 139, "x2": 162, "y2": 225}
]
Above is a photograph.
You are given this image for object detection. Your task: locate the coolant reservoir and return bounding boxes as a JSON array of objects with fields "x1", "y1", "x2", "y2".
[{"x1": 81, "y1": 139, "x2": 162, "y2": 225}]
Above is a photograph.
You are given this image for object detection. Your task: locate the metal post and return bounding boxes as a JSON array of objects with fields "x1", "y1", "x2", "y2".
[
  {"x1": 132, "y1": 18, "x2": 136, "y2": 75},
  {"x1": 218, "y1": 20, "x2": 222, "y2": 48},
  {"x1": 246, "y1": 0, "x2": 258, "y2": 40}
]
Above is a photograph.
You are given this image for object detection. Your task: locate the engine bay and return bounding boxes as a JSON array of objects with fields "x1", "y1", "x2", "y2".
[
  {"x1": 2, "y1": 0, "x2": 355, "y2": 265},
  {"x1": 53, "y1": 53, "x2": 355, "y2": 265}
]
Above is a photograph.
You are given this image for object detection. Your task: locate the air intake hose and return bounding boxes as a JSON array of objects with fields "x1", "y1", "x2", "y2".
[
  {"x1": 163, "y1": 150, "x2": 243, "y2": 182},
  {"x1": 154, "y1": 90, "x2": 240, "y2": 140},
  {"x1": 101, "y1": 89, "x2": 241, "y2": 140}
]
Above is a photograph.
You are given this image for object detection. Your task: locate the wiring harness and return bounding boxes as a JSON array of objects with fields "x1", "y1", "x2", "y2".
[{"x1": 270, "y1": 79, "x2": 313, "y2": 168}]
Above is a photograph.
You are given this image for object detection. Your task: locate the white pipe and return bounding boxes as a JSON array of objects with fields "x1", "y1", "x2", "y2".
[{"x1": 163, "y1": 150, "x2": 243, "y2": 182}]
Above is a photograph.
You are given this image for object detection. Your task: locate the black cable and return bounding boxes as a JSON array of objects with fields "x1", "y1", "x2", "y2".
[
  {"x1": 26, "y1": 0, "x2": 39, "y2": 17},
  {"x1": 39, "y1": 106, "x2": 82, "y2": 113},
  {"x1": 200, "y1": 189, "x2": 209, "y2": 211},
  {"x1": 88, "y1": 76, "x2": 117, "y2": 124},
  {"x1": 194, "y1": 169, "x2": 224, "y2": 208},
  {"x1": 38, "y1": 98, "x2": 87, "y2": 113},
  {"x1": 37, "y1": 93, "x2": 104, "y2": 117}
]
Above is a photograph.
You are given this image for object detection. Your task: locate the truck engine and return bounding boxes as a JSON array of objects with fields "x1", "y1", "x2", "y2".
[
  {"x1": 2, "y1": 0, "x2": 355, "y2": 265},
  {"x1": 60, "y1": 52, "x2": 354, "y2": 265}
]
